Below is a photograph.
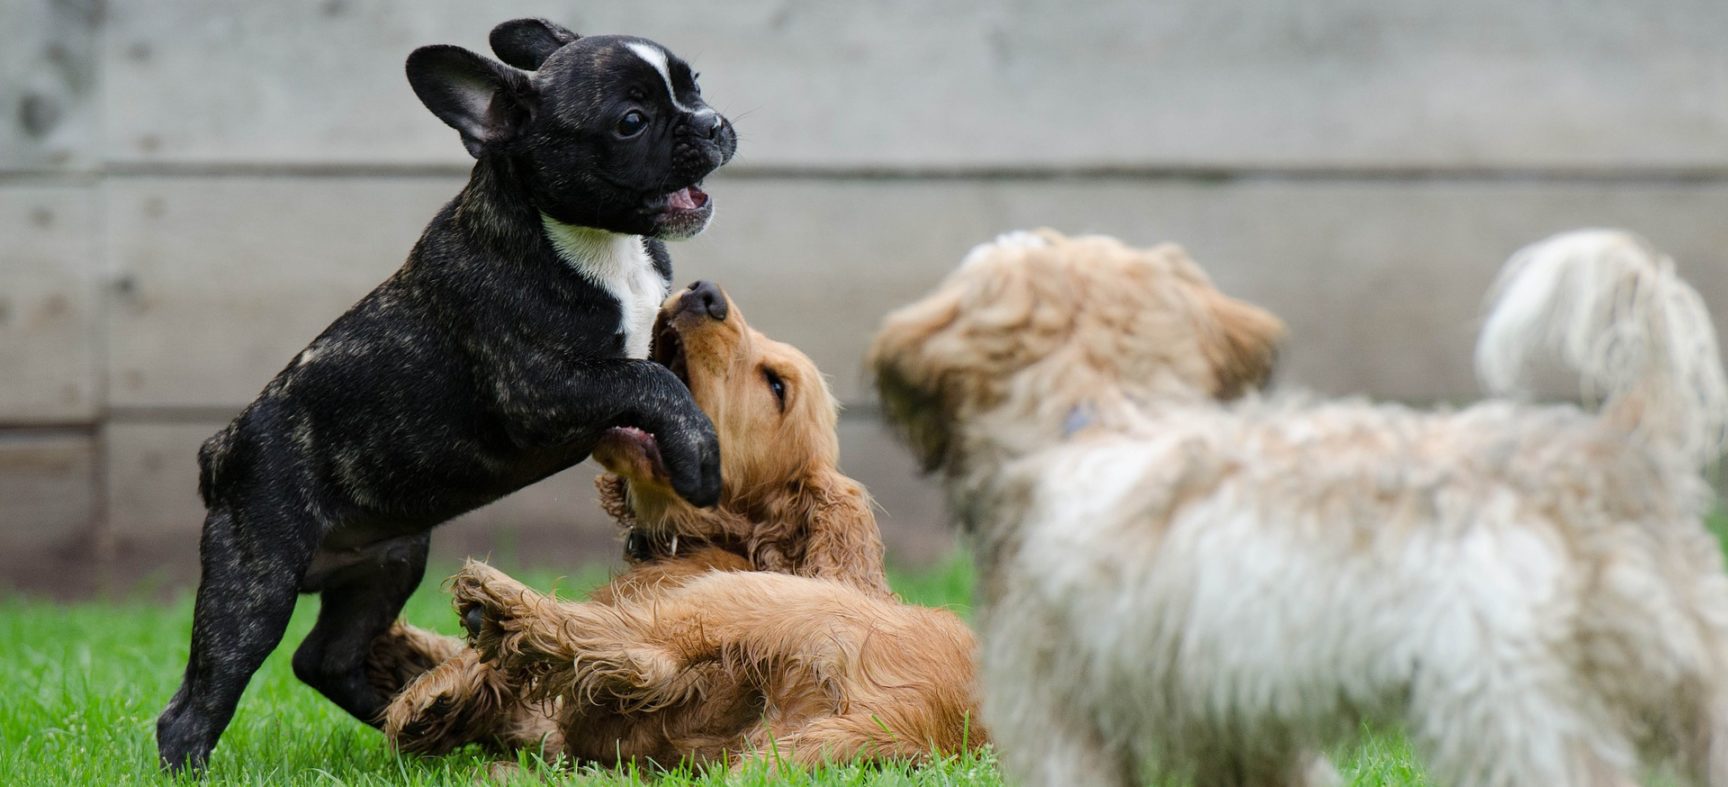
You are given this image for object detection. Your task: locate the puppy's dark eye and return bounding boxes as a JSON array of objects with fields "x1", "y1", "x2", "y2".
[
  {"x1": 763, "y1": 368, "x2": 787, "y2": 411},
  {"x1": 616, "y1": 110, "x2": 649, "y2": 138}
]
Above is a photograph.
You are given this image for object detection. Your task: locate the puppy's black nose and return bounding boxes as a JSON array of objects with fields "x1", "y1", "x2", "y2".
[{"x1": 683, "y1": 280, "x2": 728, "y2": 321}]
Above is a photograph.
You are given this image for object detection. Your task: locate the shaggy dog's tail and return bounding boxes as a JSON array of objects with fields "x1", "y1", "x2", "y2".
[{"x1": 1476, "y1": 228, "x2": 1728, "y2": 467}]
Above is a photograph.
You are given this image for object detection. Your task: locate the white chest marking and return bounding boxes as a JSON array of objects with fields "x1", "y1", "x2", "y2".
[
  {"x1": 541, "y1": 215, "x2": 668, "y2": 359},
  {"x1": 624, "y1": 41, "x2": 713, "y2": 120}
]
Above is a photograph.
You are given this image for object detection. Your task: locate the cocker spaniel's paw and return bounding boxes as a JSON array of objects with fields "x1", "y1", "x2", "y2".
[
  {"x1": 449, "y1": 560, "x2": 537, "y2": 652},
  {"x1": 382, "y1": 651, "x2": 509, "y2": 756}
]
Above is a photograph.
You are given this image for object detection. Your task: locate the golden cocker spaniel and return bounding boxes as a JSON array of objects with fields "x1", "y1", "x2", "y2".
[{"x1": 367, "y1": 281, "x2": 981, "y2": 770}]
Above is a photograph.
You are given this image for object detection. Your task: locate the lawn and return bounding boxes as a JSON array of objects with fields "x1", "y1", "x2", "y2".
[{"x1": 6, "y1": 509, "x2": 1726, "y2": 786}]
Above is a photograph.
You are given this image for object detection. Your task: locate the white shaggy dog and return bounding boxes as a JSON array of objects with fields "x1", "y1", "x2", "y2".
[{"x1": 869, "y1": 229, "x2": 1728, "y2": 787}]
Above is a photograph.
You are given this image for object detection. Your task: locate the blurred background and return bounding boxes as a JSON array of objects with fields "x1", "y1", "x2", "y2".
[{"x1": 3, "y1": 0, "x2": 1725, "y2": 597}]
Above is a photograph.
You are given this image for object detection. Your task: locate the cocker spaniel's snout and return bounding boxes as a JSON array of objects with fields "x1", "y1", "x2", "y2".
[{"x1": 675, "y1": 280, "x2": 729, "y2": 322}]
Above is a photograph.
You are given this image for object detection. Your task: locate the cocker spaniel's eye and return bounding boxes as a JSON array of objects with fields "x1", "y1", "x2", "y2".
[{"x1": 763, "y1": 367, "x2": 787, "y2": 412}]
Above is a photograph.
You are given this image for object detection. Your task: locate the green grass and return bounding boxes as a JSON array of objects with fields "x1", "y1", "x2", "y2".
[
  {"x1": 10, "y1": 511, "x2": 1728, "y2": 786},
  {"x1": 0, "y1": 558, "x2": 1000, "y2": 787}
]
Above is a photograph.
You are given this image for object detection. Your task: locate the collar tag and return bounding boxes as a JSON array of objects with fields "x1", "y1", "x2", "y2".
[{"x1": 1063, "y1": 403, "x2": 1096, "y2": 437}]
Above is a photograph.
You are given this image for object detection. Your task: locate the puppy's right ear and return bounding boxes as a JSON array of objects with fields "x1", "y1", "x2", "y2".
[
  {"x1": 489, "y1": 18, "x2": 580, "y2": 70},
  {"x1": 406, "y1": 45, "x2": 534, "y2": 158}
]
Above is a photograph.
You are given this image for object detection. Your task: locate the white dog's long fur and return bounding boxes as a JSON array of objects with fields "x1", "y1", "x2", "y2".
[{"x1": 871, "y1": 229, "x2": 1728, "y2": 787}]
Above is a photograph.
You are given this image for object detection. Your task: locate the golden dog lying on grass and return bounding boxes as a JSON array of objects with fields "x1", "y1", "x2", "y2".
[
  {"x1": 365, "y1": 281, "x2": 982, "y2": 770},
  {"x1": 870, "y1": 229, "x2": 1728, "y2": 787}
]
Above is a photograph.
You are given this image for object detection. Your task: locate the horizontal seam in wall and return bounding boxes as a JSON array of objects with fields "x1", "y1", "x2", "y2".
[
  {"x1": 6, "y1": 163, "x2": 1728, "y2": 186},
  {"x1": 97, "y1": 403, "x2": 889, "y2": 423},
  {"x1": 0, "y1": 423, "x2": 99, "y2": 439}
]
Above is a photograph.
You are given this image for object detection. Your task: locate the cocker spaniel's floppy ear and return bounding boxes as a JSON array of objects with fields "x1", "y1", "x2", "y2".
[
  {"x1": 1199, "y1": 287, "x2": 1284, "y2": 399},
  {"x1": 757, "y1": 471, "x2": 892, "y2": 597}
]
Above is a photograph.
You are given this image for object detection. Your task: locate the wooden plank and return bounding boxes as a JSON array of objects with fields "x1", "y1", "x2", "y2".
[
  {"x1": 0, "y1": 0, "x2": 98, "y2": 171},
  {"x1": 104, "y1": 177, "x2": 459, "y2": 408},
  {"x1": 0, "y1": 184, "x2": 99, "y2": 422},
  {"x1": 106, "y1": 175, "x2": 1728, "y2": 409},
  {"x1": 672, "y1": 179, "x2": 1728, "y2": 405},
  {"x1": 102, "y1": 420, "x2": 211, "y2": 539},
  {"x1": 101, "y1": 415, "x2": 953, "y2": 569},
  {"x1": 102, "y1": 418, "x2": 615, "y2": 542},
  {"x1": 100, "y1": 0, "x2": 1728, "y2": 170},
  {"x1": 0, "y1": 432, "x2": 96, "y2": 549},
  {"x1": 838, "y1": 417, "x2": 954, "y2": 565}
]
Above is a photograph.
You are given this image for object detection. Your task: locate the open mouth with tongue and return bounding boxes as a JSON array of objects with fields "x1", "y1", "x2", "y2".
[
  {"x1": 651, "y1": 183, "x2": 714, "y2": 239},
  {"x1": 666, "y1": 186, "x2": 708, "y2": 212}
]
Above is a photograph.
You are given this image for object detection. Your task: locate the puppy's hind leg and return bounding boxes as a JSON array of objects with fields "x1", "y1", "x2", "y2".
[
  {"x1": 157, "y1": 504, "x2": 314, "y2": 772},
  {"x1": 293, "y1": 532, "x2": 430, "y2": 726}
]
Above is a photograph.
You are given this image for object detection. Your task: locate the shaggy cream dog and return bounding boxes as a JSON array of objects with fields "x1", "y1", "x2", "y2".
[{"x1": 869, "y1": 228, "x2": 1728, "y2": 786}]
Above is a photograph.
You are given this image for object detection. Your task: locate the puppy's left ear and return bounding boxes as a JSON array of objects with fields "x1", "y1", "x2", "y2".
[
  {"x1": 1201, "y1": 289, "x2": 1285, "y2": 399},
  {"x1": 489, "y1": 18, "x2": 579, "y2": 70},
  {"x1": 406, "y1": 45, "x2": 535, "y2": 158}
]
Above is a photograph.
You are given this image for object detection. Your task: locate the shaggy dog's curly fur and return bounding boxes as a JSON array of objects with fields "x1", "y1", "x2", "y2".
[
  {"x1": 870, "y1": 228, "x2": 1728, "y2": 787},
  {"x1": 365, "y1": 282, "x2": 981, "y2": 769}
]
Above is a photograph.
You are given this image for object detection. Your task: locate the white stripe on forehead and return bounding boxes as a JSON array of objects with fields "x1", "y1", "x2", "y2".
[{"x1": 624, "y1": 41, "x2": 705, "y2": 115}]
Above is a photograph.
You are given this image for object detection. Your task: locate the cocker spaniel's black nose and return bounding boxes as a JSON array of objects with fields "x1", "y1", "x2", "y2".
[{"x1": 683, "y1": 280, "x2": 728, "y2": 321}]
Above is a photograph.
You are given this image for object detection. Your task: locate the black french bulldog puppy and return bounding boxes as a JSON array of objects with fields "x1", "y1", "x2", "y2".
[{"x1": 156, "y1": 18, "x2": 736, "y2": 771}]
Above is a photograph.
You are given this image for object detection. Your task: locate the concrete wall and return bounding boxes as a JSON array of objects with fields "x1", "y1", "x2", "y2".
[{"x1": 4, "y1": 0, "x2": 1727, "y2": 592}]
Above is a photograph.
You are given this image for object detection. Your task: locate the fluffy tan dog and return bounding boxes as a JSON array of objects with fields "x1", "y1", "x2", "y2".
[
  {"x1": 869, "y1": 228, "x2": 1728, "y2": 786},
  {"x1": 367, "y1": 282, "x2": 980, "y2": 768}
]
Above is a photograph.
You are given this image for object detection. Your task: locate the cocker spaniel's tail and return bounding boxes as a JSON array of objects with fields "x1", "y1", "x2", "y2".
[{"x1": 1476, "y1": 228, "x2": 1728, "y2": 467}]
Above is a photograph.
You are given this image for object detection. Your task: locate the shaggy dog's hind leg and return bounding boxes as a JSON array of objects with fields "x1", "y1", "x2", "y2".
[
  {"x1": 991, "y1": 704, "x2": 1135, "y2": 787},
  {"x1": 1409, "y1": 684, "x2": 1637, "y2": 787},
  {"x1": 1189, "y1": 750, "x2": 1341, "y2": 787}
]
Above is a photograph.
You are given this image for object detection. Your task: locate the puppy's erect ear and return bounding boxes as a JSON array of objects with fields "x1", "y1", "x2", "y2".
[
  {"x1": 1200, "y1": 288, "x2": 1285, "y2": 400},
  {"x1": 405, "y1": 45, "x2": 535, "y2": 158},
  {"x1": 489, "y1": 18, "x2": 580, "y2": 70}
]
